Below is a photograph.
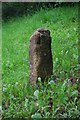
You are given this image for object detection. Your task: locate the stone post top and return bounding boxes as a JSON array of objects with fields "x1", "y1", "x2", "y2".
[
  {"x1": 30, "y1": 28, "x2": 50, "y2": 40},
  {"x1": 37, "y1": 28, "x2": 50, "y2": 36}
]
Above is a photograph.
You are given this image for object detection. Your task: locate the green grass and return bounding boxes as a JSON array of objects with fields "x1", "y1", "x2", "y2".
[{"x1": 2, "y1": 5, "x2": 79, "y2": 118}]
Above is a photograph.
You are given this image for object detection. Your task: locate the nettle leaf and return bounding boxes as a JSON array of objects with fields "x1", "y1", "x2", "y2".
[
  {"x1": 71, "y1": 90, "x2": 78, "y2": 97},
  {"x1": 34, "y1": 90, "x2": 39, "y2": 98}
]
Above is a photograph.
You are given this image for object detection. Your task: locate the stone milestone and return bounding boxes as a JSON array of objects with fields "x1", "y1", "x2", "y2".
[{"x1": 29, "y1": 28, "x2": 53, "y2": 85}]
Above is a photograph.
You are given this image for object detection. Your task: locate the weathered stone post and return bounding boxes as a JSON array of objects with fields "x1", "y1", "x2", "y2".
[{"x1": 29, "y1": 28, "x2": 53, "y2": 85}]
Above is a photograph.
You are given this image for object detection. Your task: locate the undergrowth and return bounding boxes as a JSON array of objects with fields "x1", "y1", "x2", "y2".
[{"x1": 2, "y1": 5, "x2": 79, "y2": 118}]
